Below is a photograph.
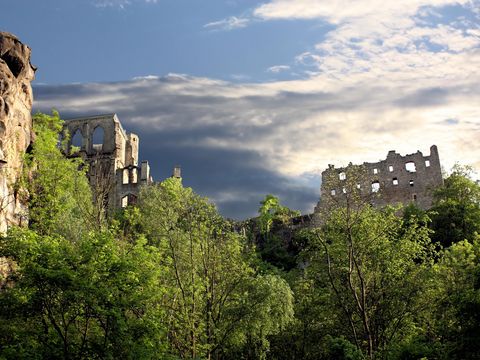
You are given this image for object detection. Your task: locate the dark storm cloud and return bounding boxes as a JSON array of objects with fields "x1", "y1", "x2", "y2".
[
  {"x1": 32, "y1": 73, "x2": 479, "y2": 218},
  {"x1": 33, "y1": 78, "x2": 322, "y2": 219}
]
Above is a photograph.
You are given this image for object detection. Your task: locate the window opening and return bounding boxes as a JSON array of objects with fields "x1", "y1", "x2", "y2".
[
  {"x1": 425, "y1": 160, "x2": 430, "y2": 167},
  {"x1": 121, "y1": 195, "x2": 128, "y2": 208},
  {"x1": 132, "y1": 168, "x2": 138, "y2": 184},
  {"x1": 409, "y1": 180, "x2": 414, "y2": 187},
  {"x1": 92, "y1": 126, "x2": 105, "y2": 151},
  {"x1": 71, "y1": 129, "x2": 83, "y2": 150},
  {"x1": 123, "y1": 169, "x2": 129, "y2": 184},
  {"x1": 331, "y1": 189, "x2": 336, "y2": 196},
  {"x1": 389, "y1": 165, "x2": 394, "y2": 172},
  {"x1": 373, "y1": 168, "x2": 378, "y2": 174},
  {"x1": 339, "y1": 172, "x2": 346, "y2": 180},
  {"x1": 393, "y1": 178, "x2": 399, "y2": 185},
  {"x1": 371, "y1": 181, "x2": 380, "y2": 193},
  {"x1": 405, "y1": 162, "x2": 416, "y2": 172}
]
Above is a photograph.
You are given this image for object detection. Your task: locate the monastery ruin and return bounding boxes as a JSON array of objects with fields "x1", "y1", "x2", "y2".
[{"x1": 63, "y1": 114, "x2": 154, "y2": 210}]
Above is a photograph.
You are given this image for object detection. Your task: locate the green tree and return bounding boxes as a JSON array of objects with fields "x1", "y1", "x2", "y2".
[
  {"x1": 303, "y1": 165, "x2": 435, "y2": 359},
  {"x1": 0, "y1": 227, "x2": 167, "y2": 359},
  {"x1": 428, "y1": 237, "x2": 480, "y2": 359},
  {"x1": 137, "y1": 179, "x2": 294, "y2": 359},
  {"x1": 22, "y1": 111, "x2": 97, "y2": 238},
  {"x1": 256, "y1": 195, "x2": 300, "y2": 271},
  {"x1": 430, "y1": 165, "x2": 480, "y2": 247}
]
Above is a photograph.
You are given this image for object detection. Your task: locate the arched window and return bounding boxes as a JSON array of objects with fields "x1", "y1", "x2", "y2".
[
  {"x1": 92, "y1": 126, "x2": 105, "y2": 151},
  {"x1": 71, "y1": 129, "x2": 83, "y2": 150}
]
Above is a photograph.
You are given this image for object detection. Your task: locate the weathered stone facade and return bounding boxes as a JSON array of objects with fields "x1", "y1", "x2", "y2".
[
  {"x1": 63, "y1": 114, "x2": 153, "y2": 210},
  {"x1": 315, "y1": 145, "x2": 443, "y2": 213},
  {"x1": 0, "y1": 32, "x2": 35, "y2": 232}
]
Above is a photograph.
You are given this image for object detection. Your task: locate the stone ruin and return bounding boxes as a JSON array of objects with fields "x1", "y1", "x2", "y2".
[
  {"x1": 63, "y1": 114, "x2": 154, "y2": 211},
  {"x1": 314, "y1": 145, "x2": 443, "y2": 215},
  {"x1": 0, "y1": 32, "x2": 35, "y2": 232}
]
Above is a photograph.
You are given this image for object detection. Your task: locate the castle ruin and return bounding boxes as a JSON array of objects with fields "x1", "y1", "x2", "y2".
[
  {"x1": 315, "y1": 145, "x2": 443, "y2": 214},
  {"x1": 63, "y1": 114, "x2": 153, "y2": 210}
]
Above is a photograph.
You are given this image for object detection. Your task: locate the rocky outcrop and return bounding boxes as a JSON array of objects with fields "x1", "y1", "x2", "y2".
[{"x1": 0, "y1": 32, "x2": 35, "y2": 232}]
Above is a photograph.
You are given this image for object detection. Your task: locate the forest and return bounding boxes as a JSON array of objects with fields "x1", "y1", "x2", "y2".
[{"x1": 0, "y1": 112, "x2": 479, "y2": 360}]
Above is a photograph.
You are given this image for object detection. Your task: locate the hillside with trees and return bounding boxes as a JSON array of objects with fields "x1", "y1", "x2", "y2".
[{"x1": 0, "y1": 112, "x2": 479, "y2": 359}]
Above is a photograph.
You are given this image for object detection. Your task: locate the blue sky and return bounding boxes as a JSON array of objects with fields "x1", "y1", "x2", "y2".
[{"x1": 2, "y1": 0, "x2": 480, "y2": 218}]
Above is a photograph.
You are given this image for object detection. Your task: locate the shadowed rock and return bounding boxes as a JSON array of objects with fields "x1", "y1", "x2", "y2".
[{"x1": 0, "y1": 32, "x2": 36, "y2": 232}]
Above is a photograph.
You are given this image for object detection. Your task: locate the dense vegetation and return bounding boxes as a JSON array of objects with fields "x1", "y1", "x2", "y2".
[{"x1": 0, "y1": 112, "x2": 479, "y2": 359}]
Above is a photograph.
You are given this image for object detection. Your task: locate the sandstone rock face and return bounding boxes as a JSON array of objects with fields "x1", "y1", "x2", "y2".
[{"x1": 0, "y1": 32, "x2": 35, "y2": 232}]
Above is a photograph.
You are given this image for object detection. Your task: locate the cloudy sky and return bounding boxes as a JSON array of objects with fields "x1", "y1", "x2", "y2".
[{"x1": 2, "y1": 0, "x2": 480, "y2": 219}]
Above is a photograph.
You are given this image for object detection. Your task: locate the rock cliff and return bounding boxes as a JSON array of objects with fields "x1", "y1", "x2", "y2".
[{"x1": 0, "y1": 32, "x2": 35, "y2": 232}]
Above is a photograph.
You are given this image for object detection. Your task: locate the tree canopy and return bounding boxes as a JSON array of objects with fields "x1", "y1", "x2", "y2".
[{"x1": 0, "y1": 112, "x2": 479, "y2": 359}]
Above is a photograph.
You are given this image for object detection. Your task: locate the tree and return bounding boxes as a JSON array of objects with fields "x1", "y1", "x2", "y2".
[
  {"x1": 0, "y1": 111, "x2": 168, "y2": 359},
  {"x1": 430, "y1": 164, "x2": 480, "y2": 247},
  {"x1": 22, "y1": 111, "x2": 98, "y2": 238},
  {"x1": 258, "y1": 195, "x2": 299, "y2": 235},
  {"x1": 303, "y1": 165, "x2": 435, "y2": 359},
  {"x1": 137, "y1": 178, "x2": 294, "y2": 359},
  {"x1": 426, "y1": 237, "x2": 480, "y2": 359},
  {"x1": 0, "y1": 227, "x2": 167, "y2": 359},
  {"x1": 256, "y1": 195, "x2": 300, "y2": 271}
]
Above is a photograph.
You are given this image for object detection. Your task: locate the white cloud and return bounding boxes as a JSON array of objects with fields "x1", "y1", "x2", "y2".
[
  {"x1": 34, "y1": 63, "x2": 480, "y2": 177},
  {"x1": 204, "y1": 16, "x2": 250, "y2": 31},
  {"x1": 132, "y1": 75, "x2": 160, "y2": 80},
  {"x1": 35, "y1": 0, "x2": 480, "y2": 215},
  {"x1": 267, "y1": 65, "x2": 291, "y2": 73},
  {"x1": 253, "y1": 0, "x2": 471, "y2": 23}
]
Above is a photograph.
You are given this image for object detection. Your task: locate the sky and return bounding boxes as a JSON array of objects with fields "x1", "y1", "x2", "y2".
[{"x1": 2, "y1": 0, "x2": 480, "y2": 219}]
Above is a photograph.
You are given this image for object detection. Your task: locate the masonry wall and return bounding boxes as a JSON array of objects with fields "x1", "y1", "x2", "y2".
[
  {"x1": 63, "y1": 114, "x2": 152, "y2": 210},
  {"x1": 316, "y1": 145, "x2": 443, "y2": 212}
]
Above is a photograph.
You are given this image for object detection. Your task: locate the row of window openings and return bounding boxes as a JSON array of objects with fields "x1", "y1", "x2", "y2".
[
  {"x1": 70, "y1": 127, "x2": 105, "y2": 149},
  {"x1": 330, "y1": 178, "x2": 415, "y2": 195},
  {"x1": 338, "y1": 160, "x2": 431, "y2": 180}
]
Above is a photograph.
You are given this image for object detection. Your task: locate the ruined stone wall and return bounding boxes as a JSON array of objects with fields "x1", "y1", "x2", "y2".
[
  {"x1": 316, "y1": 145, "x2": 443, "y2": 213},
  {"x1": 0, "y1": 32, "x2": 35, "y2": 232},
  {"x1": 63, "y1": 114, "x2": 152, "y2": 209}
]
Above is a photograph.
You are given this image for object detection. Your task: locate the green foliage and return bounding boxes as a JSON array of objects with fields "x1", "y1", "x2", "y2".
[
  {"x1": 430, "y1": 164, "x2": 480, "y2": 247},
  {"x1": 306, "y1": 205, "x2": 434, "y2": 358},
  {"x1": 427, "y1": 237, "x2": 480, "y2": 359},
  {"x1": 137, "y1": 179, "x2": 294, "y2": 359},
  {"x1": 23, "y1": 111, "x2": 96, "y2": 238},
  {"x1": 258, "y1": 194, "x2": 300, "y2": 235},
  {"x1": 322, "y1": 336, "x2": 364, "y2": 360},
  {"x1": 0, "y1": 227, "x2": 167, "y2": 359},
  {"x1": 3, "y1": 111, "x2": 480, "y2": 360},
  {"x1": 255, "y1": 195, "x2": 301, "y2": 271}
]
